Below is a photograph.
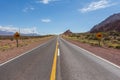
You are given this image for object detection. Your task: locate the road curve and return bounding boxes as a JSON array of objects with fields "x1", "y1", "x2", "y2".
[
  {"x1": 58, "y1": 38, "x2": 120, "y2": 80},
  {"x1": 0, "y1": 37, "x2": 57, "y2": 80}
]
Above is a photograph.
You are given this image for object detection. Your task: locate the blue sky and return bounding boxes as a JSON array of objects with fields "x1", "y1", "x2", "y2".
[{"x1": 0, "y1": 0, "x2": 120, "y2": 34}]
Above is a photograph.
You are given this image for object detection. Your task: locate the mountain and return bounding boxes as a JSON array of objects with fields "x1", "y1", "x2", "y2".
[
  {"x1": 0, "y1": 30, "x2": 39, "y2": 36},
  {"x1": 90, "y1": 13, "x2": 120, "y2": 33},
  {"x1": 0, "y1": 30, "x2": 14, "y2": 35},
  {"x1": 21, "y1": 33, "x2": 39, "y2": 36},
  {"x1": 63, "y1": 29, "x2": 73, "y2": 36}
]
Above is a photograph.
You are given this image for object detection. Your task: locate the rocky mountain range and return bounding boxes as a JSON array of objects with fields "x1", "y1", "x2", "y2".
[
  {"x1": 90, "y1": 13, "x2": 120, "y2": 32},
  {"x1": 0, "y1": 30, "x2": 14, "y2": 35}
]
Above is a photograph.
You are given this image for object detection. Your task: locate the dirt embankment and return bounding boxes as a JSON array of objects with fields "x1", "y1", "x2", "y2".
[
  {"x1": 0, "y1": 37, "x2": 54, "y2": 63},
  {"x1": 64, "y1": 38, "x2": 120, "y2": 66}
]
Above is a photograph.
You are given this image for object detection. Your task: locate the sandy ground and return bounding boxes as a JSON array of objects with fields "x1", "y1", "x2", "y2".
[
  {"x1": 0, "y1": 37, "x2": 53, "y2": 63},
  {"x1": 65, "y1": 38, "x2": 120, "y2": 66}
]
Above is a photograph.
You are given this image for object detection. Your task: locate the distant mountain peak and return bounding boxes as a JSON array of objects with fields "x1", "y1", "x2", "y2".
[{"x1": 63, "y1": 29, "x2": 73, "y2": 35}]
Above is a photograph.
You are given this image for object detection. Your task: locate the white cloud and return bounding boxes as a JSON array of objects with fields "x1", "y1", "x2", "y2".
[
  {"x1": 79, "y1": 0, "x2": 116, "y2": 13},
  {"x1": 0, "y1": 26, "x2": 17, "y2": 32},
  {"x1": 20, "y1": 27, "x2": 38, "y2": 34},
  {"x1": 23, "y1": 6, "x2": 35, "y2": 12},
  {"x1": 36, "y1": 0, "x2": 58, "y2": 4},
  {"x1": 41, "y1": 19, "x2": 51, "y2": 23},
  {"x1": 0, "y1": 26, "x2": 38, "y2": 34}
]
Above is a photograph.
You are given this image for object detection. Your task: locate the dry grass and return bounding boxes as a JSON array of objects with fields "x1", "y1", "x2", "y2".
[{"x1": 0, "y1": 36, "x2": 53, "y2": 52}]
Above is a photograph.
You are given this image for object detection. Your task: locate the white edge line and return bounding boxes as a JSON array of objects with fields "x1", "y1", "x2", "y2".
[
  {"x1": 79, "y1": 47, "x2": 120, "y2": 69},
  {"x1": 0, "y1": 39, "x2": 52, "y2": 67},
  {"x1": 62, "y1": 38, "x2": 120, "y2": 69}
]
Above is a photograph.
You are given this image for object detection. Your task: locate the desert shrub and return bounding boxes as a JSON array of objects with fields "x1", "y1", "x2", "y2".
[
  {"x1": 85, "y1": 34, "x2": 91, "y2": 39},
  {"x1": 78, "y1": 39, "x2": 86, "y2": 43},
  {"x1": 112, "y1": 40, "x2": 118, "y2": 43},
  {"x1": 108, "y1": 45, "x2": 113, "y2": 48},
  {"x1": 0, "y1": 45, "x2": 10, "y2": 51},
  {"x1": 103, "y1": 37, "x2": 111, "y2": 41},
  {"x1": 89, "y1": 42, "x2": 99, "y2": 46},
  {"x1": 108, "y1": 31, "x2": 120, "y2": 36},
  {"x1": 22, "y1": 37, "x2": 29, "y2": 39},
  {"x1": 70, "y1": 34, "x2": 76, "y2": 37},
  {"x1": 76, "y1": 35, "x2": 80, "y2": 38},
  {"x1": 115, "y1": 45, "x2": 120, "y2": 49},
  {"x1": 25, "y1": 43, "x2": 28, "y2": 46},
  {"x1": 81, "y1": 40, "x2": 87, "y2": 43},
  {"x1": 107, "y1": 44, "x2": 120, "y2": 49},
  {"x1": 19, "y1": 44, "x2": 24, "y2": 47},
  {"x1": 88, "y1": 36, "x2": 98, "y2": 40},
  {"x1": 90, "y1": 43, "x2": 94, "y2": 46},
  {"x1": 84, "y1": 34, "x2": 98, "y2": 40},
  {"x1": 10, "y1": 38, "x2": 14, "y2": 41},
  {"x1": 116, "y1": 37, "x2": 120, "y2": 41}
]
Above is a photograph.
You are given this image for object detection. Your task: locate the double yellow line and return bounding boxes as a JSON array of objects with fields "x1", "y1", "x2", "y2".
[{"x1": 50, "y1": 41, "x2": 58, "y2": 80}]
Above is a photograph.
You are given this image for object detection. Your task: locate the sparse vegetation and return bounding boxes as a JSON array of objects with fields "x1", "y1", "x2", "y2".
[
  {"x1": 0, "y1": 35, "x2": 53, "y2": 52},
  {"x1": 63, "y1": 31, "x2": 120, "y2": 49}
]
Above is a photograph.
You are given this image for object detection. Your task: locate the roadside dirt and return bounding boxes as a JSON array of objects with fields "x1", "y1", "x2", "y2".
[
  {"x1": 65, "y1": 38, "x2": 120, "y2": 66},
  {"x1": 0, "y1": 37, "x2": 53, "y2": 63}
]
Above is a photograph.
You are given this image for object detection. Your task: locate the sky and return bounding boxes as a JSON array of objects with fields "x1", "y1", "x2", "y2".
[{"x1": 0, "y1": 0, "x2": 120, "y2": 35}]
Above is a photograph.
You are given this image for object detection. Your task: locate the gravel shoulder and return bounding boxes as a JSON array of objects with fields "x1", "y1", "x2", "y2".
[{"x1": 64, "y1": 38, "x2": 120, "y2": 66}]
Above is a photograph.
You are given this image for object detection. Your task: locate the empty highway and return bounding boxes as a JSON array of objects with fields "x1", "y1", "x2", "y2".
[{"x1": 0, "y1": 37, "x2": 120, "y2": 80}]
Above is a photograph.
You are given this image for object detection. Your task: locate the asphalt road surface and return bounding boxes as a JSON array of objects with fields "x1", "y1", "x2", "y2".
[
  {"x1": 0, "y1": 37, "x2": 57, "y2": 80},
  {"x1": 0, "y1": 37, "x2": 120, "y2": 80},
  {"x1": 57, "y1": 38, "x2": 120, "y2": 80}
]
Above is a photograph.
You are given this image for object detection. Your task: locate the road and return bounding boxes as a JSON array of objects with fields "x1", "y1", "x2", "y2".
[{"x1": 0, "y1": 37, "x2": 120, "y2": 80}]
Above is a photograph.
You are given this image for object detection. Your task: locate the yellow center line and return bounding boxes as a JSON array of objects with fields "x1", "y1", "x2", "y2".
[{"x1": 50, "y1": 41, "x2": 58, "y2": 80}]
